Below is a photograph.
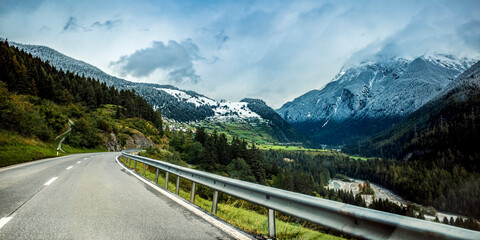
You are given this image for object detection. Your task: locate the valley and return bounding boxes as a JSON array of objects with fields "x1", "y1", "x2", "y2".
[
  {"x1": 2, "y1": 1, "x2": 480, "y2": 239},
  {"x1": 1, "y1": 36, "x2": 480, "y2": 236},
  {"x1": 327, "y1": 177, "x2": 463, "y2": 222}
]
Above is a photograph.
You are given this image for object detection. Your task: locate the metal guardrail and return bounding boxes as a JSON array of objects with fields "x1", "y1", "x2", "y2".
[{"x1": 121, "y1": 152, "x2": 480, "y2": 240}]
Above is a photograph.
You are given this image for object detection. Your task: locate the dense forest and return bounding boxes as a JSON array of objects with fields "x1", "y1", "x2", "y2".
[
  {"x1": 0, "y1": 40, "x2": 163, "y2": 154},
  {"x1": 0, "y1": 40, "x2": 162, "y2": 129}
]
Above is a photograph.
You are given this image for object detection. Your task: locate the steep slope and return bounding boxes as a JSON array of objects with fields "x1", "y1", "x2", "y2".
[
  {"x1": 277, "y1": 55, "x2": 476, "y2": 145},
  {"x1": 240, "y1": 98, "x2": 312, "y2": 146},
  {"x1": 0, "y1": 40, "x2": 163, "y2": 166},
  {"x1": 5, "y1": 38, "x2": 214, "y2": 121},
  {"x1": 5, "y1": 38, "x2": 310, "y2": 145},
  {"x1": 344, "y1": 61, "x2": 480, "y2": 171}
]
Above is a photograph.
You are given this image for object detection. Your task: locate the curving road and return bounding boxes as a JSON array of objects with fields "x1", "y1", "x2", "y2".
[{"x1": 0, "y1": 152, "x2": 239, "y2": 239}]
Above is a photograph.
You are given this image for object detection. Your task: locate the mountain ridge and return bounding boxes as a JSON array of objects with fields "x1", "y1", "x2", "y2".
[
  {"x1": 4, "y1": 38, "x2": 311, "y2": 145},
  {"x1": 277, "y1": 54, "x2": 477, "y2": 145}
]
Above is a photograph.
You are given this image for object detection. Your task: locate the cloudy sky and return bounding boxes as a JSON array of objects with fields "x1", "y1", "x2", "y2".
[{"x1": 1, "y1": 0, "x2": 479, "y2": 108}]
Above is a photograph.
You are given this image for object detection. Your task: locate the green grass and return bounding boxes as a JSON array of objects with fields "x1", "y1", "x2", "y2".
[
  {"x1": 120, "y1": 157, "x2": 345, "y2": 240},
  {"x1": 62, "y1": 144, "x2": 107, "y2": 154},
  {"x1": 348, "y1": 155, "x2": 369, "y2": 161},
  {"x1": 0, "y1": 130, "x2": 106, "y2": 168},
  {"x1": 0, "y1": 131, "x2": 62, "y2": 167},
  {"x1": 194, "y1": 120, "x2": 279, "y2": 145},
  {"x1": 256, "y1": 144, "x2": 328, "y2": 151}
]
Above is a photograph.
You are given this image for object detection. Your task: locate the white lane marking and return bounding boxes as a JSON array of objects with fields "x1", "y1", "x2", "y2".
[
  {"x1": 77, "y1": 161, "x2": 81, "y2": 164},
  {"x1": 0, "y1": 215, "x2": 14, "y2": 230},
  {"x1": 115, "y1": 156, "x2": 251, "y2": 240},
  {"x1": 83, "y1": 158, "x2": 87, "y2": 160},
  {"x1": 44, "y1": 177, "x2": 58, "y2": 186},
  {"x1": 66, "y1": 166, "x2": 73, "y2": 170}
]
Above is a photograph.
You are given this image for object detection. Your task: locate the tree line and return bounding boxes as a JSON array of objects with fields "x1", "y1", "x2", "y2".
[
  {"x1": 0, "y1": 40, "x2": 162, "y2": 128},
  {"x1": 0, "y1": 40, "x2": 163, "y2": 149}
]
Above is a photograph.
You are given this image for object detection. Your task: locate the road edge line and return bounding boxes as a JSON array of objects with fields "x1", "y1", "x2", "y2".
[
  {"x1": 0, "y1": 215, "x2": 14, "y2": 230},
  {"x1": 115, "y1": 155, "x2": 252, "y2": 240}
]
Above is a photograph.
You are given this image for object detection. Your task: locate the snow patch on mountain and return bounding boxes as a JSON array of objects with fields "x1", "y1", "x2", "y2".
[
  {"x1": 155, "y1": 87, "x2": 261, "y2": 120},
  {"x1": 213, "y1": 101, "x2": 261, "y2": 119},
  {"x1": 155, "y1": 87, "x2": 216, "y2": 107}
]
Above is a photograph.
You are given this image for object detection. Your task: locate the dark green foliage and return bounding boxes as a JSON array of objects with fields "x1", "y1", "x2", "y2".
[
  {"x1": 359, "y1": 180, "x2": 375, "y2": 195},
  {"x1": 65, "y1": 118, "x2": 101, "y2": 148},
  {"x1": 369, "y1": 198, "x2": 407, "y2": 215},
  {"x1": 227, "y1": 158, "x2": 256, "y2": 182},
  {"x1": 0, "y1": 40, "x2": 163, "y2": 148},
  {"x1": 0, "y1": 82, "x2": 59, "y2": 141},
  {"x1": 0, "y1": 40, "x2": 162, "y2": 129}
]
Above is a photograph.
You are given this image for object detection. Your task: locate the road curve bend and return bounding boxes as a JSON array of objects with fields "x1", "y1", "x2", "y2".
[{"x1": 0, "y1": 152, "x2": 242, "y2": 239}]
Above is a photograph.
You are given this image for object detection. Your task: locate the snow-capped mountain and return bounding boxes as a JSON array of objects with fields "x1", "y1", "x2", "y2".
[
  {"x1": 277, "y1": 54, "x2": 477, "y2": 145},
  {"x1": 6, "y1": 39, "x2": 261, "y2": 122},
  {"x1": 5, "y1": 38, "x2": 310, "y2": 144},
  {"x1": 155, "y1": 87, "x2": 261, "y2": 120}
]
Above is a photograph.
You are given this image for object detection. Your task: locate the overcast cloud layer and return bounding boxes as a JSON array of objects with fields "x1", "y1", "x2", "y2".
[{"x1": 1, "y1": 0, "x2": 479, "y2": 108}]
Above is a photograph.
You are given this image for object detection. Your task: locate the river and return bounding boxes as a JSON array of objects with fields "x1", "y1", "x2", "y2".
[{"x1": 327, "y1": 177, "x2": 464, "y2": 221}]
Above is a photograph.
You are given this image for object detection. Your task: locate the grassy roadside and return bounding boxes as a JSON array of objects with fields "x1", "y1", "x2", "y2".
[
  {"x1": 119, "y1": 156, "x2": 345, "y2": 240},
  {"x1": 0, "y1": 131, "x2": 105, "y2": 168}
]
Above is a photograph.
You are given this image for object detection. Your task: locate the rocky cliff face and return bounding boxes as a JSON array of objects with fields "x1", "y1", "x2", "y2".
[
  {"x1": 106, "y1": 133, "x2": 122, "y2": 152},
  {"x1": 105, "y1": 132, "x2": 155, "y2": 151},
  {"x1": 277, "y1": 54, "x2": 477, "y2": 145},
  {"x1": 124, "y1": 132, "x2": 156, "y2": 149}
]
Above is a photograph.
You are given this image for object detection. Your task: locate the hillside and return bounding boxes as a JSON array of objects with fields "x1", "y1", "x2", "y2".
[
  {"x1": 0, "y1": 40, "x2": 165, "y2": 166},
  {"x1": 6, "y1": 38, "x2": 310, "y2": 146},
  {"x1": 277, "y1": 54, "x2": 477, "y2": 145}
]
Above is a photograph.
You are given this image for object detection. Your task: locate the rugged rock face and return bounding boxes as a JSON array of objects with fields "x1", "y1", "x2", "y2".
[
  {"x1": 124, "y1": 132, "x2": 156, "y2": 149},
  {"x1": 277, "y1": 54, "x2": 477, "y2": 145},
  {"x1": 106, "y1": 133, "x2": 122, "y2": 152}
]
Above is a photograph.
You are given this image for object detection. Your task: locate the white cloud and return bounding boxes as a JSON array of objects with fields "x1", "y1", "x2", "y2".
[{"x1": 0, "y1": 0, "x2": 478, "y2": 108}]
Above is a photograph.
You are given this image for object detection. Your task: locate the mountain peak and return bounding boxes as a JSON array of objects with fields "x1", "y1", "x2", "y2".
[{"x1": 277, "y1": 53, "x2": 478, "y2": 145}]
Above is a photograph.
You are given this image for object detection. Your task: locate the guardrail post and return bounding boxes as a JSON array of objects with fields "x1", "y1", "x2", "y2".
[
  {"x1": 211, "y1": 190, "x2": 219, "y2": 215},
  {"x1": 175, "y1": 176, "x2": 180, "y2": 195},
  {"x1": 134, "y1": 160, "x2": 137, "y2": 169},
  {"x1": 155, "y1": 168, "x2": 160, "y2": 183},
  {"x1": 268, "y1": 209, "x2": 276, "y2": 238},
  {"x1": 165, "y1": 172, "x2": 169, "y2": 190},
  {"x1": 190, "y1": 182, "x2": 196, "y2": 203},
  {"x1": 143, "y1": 163, "x2": 146, "y2": 175}
]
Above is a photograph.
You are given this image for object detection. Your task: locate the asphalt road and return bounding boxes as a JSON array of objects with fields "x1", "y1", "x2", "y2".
[{"x1": 0, "y1": 152, "x2": 234, "y2": 239}]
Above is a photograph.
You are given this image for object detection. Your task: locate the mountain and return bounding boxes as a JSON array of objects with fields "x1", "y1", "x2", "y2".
[
  {"x1": 344, "y1": 60, "x2": 480, "y2": 171},
  {"x1": 277, "y1": 54, "x2": 477, "y2": 145},
  {"x1": 5, "y1": 38, "x2": 310, "y2": 145},
  {"x1": 0, "y1": 40, "x2": 162, "y2": 166},
  {"x1": 240, "y1": 98, "x2": 312, "y2": 145}
]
